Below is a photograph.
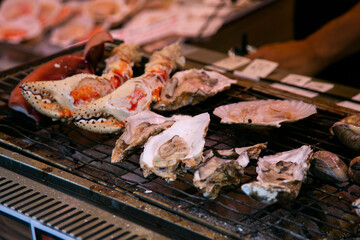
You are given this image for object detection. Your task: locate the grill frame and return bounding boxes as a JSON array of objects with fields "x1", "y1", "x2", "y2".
[{"x1": 0, "y1": 41, "x2": 360, "y2": 240}]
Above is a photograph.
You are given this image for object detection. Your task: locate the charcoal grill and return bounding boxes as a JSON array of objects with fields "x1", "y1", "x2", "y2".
[{"x1": 0, "y1": 41, "x2": 360, "y2": 240}]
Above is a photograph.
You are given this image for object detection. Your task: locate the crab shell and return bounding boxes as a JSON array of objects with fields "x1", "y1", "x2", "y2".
[
  {"x1": 241, "y1": 145, "x2": 313, "y2": 204},
  {"x1": 139, "y1": 113, "x2": 210, "y2": 182},
  {"x1": 330, "y1": 114, "x2": 360, "y2": 152}
]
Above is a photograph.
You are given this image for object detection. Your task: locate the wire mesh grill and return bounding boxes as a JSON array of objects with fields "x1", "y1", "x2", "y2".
[{"x1": 0, "y1": 44, "x2": 359, "y2": 240}]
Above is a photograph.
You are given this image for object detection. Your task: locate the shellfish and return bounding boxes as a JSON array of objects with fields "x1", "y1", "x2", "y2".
[
  {"x1": 21, "y1": 42, "x2": 141, "y2": 121},
  {"x1": 73, "y1": 42, "x2": 185, "y2": 134},
  {"x1": 353, "y1": 198, "x2": 360, "y2": 217},
  {"x1": 241, "y1": 145, "x2": 313, "y2": 204},
  {"x1": 140, "y1": 112, "x2": 210, "y2": 182},
  {"x1": 348, "y1": 156, "x2": 360, "y2": 184},
  {"x1": 213, "y1": 99, "x2": 317, "y2": 127},
  {"x1": 111, "y1": 110, "x2": 190, "y2": 163},
  {"x1": 152, "y1": 69, "x2": 237, "y2": 111},
  {"x1": 193, "y1": 143, "x2": 267, "y2": 199},
  {"x1": 330, "y1": 114, "x2": 360, "y2": 152}
]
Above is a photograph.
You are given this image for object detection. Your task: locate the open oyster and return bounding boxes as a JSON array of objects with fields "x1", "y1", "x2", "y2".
[
  {"x1": 140, "y1": 113, "x2": 210, "y2": 182},
  {"x1": 330, "y1": 114, "x2": 360, "y2": 152},
  {"x1": 213, "y1": 99, "x2": 317, "y2": 127},
  {"x1": 152, "y1": 69, "x2": 237, "y2": 111},
  {"x1": 193, "y1": 143, "x2": 267, "y2": 199},
  {"x1": 111, "y1": 110, "x2": 190, "y2": 163},
  {"x1": 241, "y1": 145, "x2": 313, "y2": 204},
  {"x1": 353, "y1": 198, "x2": 360, "y2": 217}
]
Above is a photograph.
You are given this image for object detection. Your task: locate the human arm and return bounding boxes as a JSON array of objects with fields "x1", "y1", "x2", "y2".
[{"x1": 245, "y1": 2, "x2": 360, "y2": 76}]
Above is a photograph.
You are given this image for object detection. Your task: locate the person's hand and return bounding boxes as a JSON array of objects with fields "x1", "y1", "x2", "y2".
[{"x1": 245, "y1": 40, "x2": 326, "y2": 76}]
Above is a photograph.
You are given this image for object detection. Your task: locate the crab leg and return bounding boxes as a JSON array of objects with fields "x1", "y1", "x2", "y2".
[
  {"x1": 20, "y1": 42, "x2": 142, "y2": 121},
  {"x1": 72, "y1": 42, "x2": 185, "y2": 134}
]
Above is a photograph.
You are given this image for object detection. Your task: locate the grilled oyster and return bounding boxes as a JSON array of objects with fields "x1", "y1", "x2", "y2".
[
  {"x1": 310, "y1": 151, "x2": 349, "y2": 183},
  {"x1": 140, "y1": 113, "x2": 210, "y2": 182},
  {"x1": 330, "y1": 114, "x2": 360, "y2": 152},
  {"x1": 348, "y1": 156, "x2": 360, "y2": 184},
  {"x1": 153, "y1": 69, "x2": 237, "y2": 111},
  {"x1": 193, "y1": 143, "x2": 267, "y2": 199},
  {"x1": 213, "y1": 99, "x2": 317, "y2": 127},
  {"x1": 353, "y1": 198, "x2": 360, "y2": 217},
  {"x1": 111, "y1": 110, "x2": 190, "y2": 163},
  {"x1": 241, "y1": 145, "x2": 313, "y2": 204}
]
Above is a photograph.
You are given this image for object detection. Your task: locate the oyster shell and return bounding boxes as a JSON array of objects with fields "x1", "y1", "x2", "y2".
[
  {"x1": 353, "y1": 198, "x2": 360, "y2": 217},
  {"x1": 241, "y1": 145, "x2": 313, "y2": 204},
  {"x1": 193, "y1": 143, "x2": 267, "y2": 199},
  {"x1": 153, "y1": 69, "x2": 237, "y2": 111},
  {"x1": 213, "y1": 99, "x2": 317, "y2": 127},
  {"x1": 111, "y1": 110, "x2": 190, "y2": 163},
  {"x1": 330, "y1": 114, "x2": 360, "y2": 152},
  {"x1": 140, "y1": 113, "x2": 210, "y2": 182},
  {"x1": 348, "y1": 156, "x2": 360, "y2": 184},
  {"x1": 310, "y1": 151, "x2": 349, "y2": 183}
]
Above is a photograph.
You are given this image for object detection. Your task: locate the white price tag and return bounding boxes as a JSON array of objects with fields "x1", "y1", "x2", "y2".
[
  {"x1": 271, "y1": 83, "x2": 319, "y2": 98},
  {"x1": 336, "y1": 101, "x2": 360, "y2": 112},
  {"x1": 212, "y1": 56, "x2": 251, "y2": 71},
  {"x1": 241, "y1": 59, "x2": 279, "y2": 78},
  {"x1": 304, "y1": 81, "x2": 334, "y2": 93},
  {"x1": 281, "y1": 74, "x2": 311, "y2": 87},
  {"x1": 351, "y1": 93, "x2": 360, "y2": 102}
]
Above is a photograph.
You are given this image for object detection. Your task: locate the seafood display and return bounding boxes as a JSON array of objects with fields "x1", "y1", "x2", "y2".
[
  {"x1": 213, "y1": 99, "x2": 317, "y2": 127},
  {"x1": 73, "y1": 42, "x2": 185, "y2": 134},
  {"x1": 21, "y1": 42, "x2": 141, "y2": 121},
  {"x1": 153, "y1": 69, "x2": 237, "y2": 111},
  {"x1": 140, "y1": 113, "x2": 210, "y2": 182},
  {"x1": 241, "y1": 145, "x2": 313, "y2": 204},
  {"x1": 348, "y1": 156, "x2": 360, "y2": 185},
  {"x1": 193, "y1": 143, "x2": 267, "y2": 199},
  {"x1": 111, "y1": 110, "x2": 190, "y2": 163},
  {"x1": 310, "y1": 151, "x2": 349, "y2": 183},
  {"x1": 353, "y1": 198, "x2": 360, "y2": 217},
  {"x1": 9, "y1": 31, "x2": 113, "y2": 123},
  {"x1": 330, "y1": 114, "x2": 360, "y2": 152}
]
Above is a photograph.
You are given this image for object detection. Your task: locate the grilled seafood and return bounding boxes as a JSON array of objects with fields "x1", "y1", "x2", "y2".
[
  {"x1": 21, "y1": 42, "x2": 141, "y2": 121},
  {"x1": 140, "y1": 113, "x2": 210, "y2": 182},
  {"x1": 330, "y1": 114, "x2": 360, "y2": 152},
  {"x1": 153, "y1": 69, "x2": 237, "y2": 111},
  {"x1": 241, "y1": 145, "x2": 313, "y2": 204},
  {"x1": 213, "y1": 99, "x2": 317, "y2": 128},
  {"x1": 193, "y1": 143, "x2": 267, "y2": 199},
  {"x1": 348, "y1": 156, "x2": 360, "y2": 184},
  {"x1": 353, "y1": 198, "x2": 360, "y2": 217},
  {"x1": 73, "y1": 42, "x2": 185, "y2": 134},
  {"x1": 9, "y1": 31, "x2": 113, "y2": 123},
  {"x1": 310, "y1": 150, "x2": 349, "y2": 183},
  {"x1": 111, "y1": 110, "x2": 190, "y2": 163}
]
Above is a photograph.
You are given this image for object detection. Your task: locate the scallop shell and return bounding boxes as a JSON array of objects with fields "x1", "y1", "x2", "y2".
[{"x1": 213, "y1": 99, "x2": 317, "y2": 127}]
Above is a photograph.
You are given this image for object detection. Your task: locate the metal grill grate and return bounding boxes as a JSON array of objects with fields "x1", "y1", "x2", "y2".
[{"x1": 0, "y1": 43, "x2": 359, "y2": 239}]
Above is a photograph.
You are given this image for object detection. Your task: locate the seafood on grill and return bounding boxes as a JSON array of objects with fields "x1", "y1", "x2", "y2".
[
  {"x1": 193, "y1": 143, "x2": 267, "y2": 199},
  {"x1": 310, "y1": 151, "x2": 349, "y2": 184},
  {"x1": 21, "y1": 42, "x2": 141, "y2": 121},
  {"x1": 353, "y1": 198, "x2": 360, "y2": 217},
  {"x1": 152, "y1": 69, "x2": 237, "y2": 111},
  {"x1": 348, "y1": 156, "x2": 360, "y2": 185},
  {"x1": 241, "y1": 145, "x2": 313, "y2": 204},
  {"x1": 213, "y1": 99, "x2": 317, "y2": 127},
  {"x1": 140, "y1": 113, "x2": 210, "y2": 182},
  {"x1": 73, "y1": 42, "x2": 185, "y2": 134},
  {"x1": 9, "y1": 31, "x2": 113, "y2": 123},
  {"x1": 330, "y1": 114, "x2": 360, "y2": 152},
  {"x1": 111, "y1": 110, "x2": 191, "y2": 163}
]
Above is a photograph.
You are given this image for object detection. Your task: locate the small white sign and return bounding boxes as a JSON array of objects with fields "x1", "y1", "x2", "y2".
[
  {"x1": 351, "y1": 93, "x2": 360, "y2": 102},
  {"x1": 271, "y1": 83, "x2": 319, "y2": 98},
  {"x1": 336, "y1": 101, "x2": 360, "y2": 112},
  {"x1": 241, "y1": 59, "x2": 279, "y2": 78},
  {"x1": 212, "y1": 56, "x2": 251, "y2": 71},
  {"x1": 281, "y1": 74, "x2": 311, "y2": 87},
  {"x1": 304, "y1": 81, "x2": 334, "y2": 93}
]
